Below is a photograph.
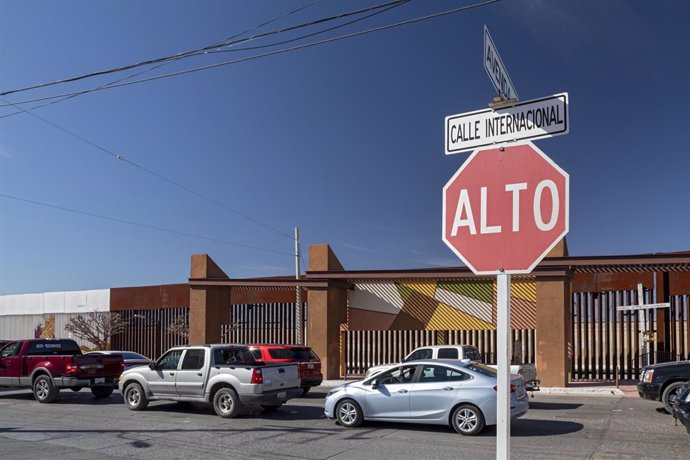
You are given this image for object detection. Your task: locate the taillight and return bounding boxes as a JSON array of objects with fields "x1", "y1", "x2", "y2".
[
  {"x1": 65, "y1": 362, "x2": 79, "y2": 375},
  {"x1": 120, "y1": 361, "x2": 125, "y2": 373},
  {"x1": 493, "y1": 385, "x2": 517, "y2": 393},
  {"x1": 251, "y1": 368, "x2": 263, "y2": 385}
]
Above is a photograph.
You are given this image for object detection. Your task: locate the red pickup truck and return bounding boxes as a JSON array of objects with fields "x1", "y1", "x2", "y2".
[
  {"x1": 0, "y1": 339, "x2": 124, "y2": 403},
  {"x1": 249, "y1": 344, "x2": 323, "y2": 394}
]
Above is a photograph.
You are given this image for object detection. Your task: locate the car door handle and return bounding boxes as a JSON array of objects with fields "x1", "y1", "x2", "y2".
[
  {"x1": 169, "y1": 372, "x2": 175, "y2": 376},
  {"x1": 279, "y1": 368, "x2": 285, "y2": 373},
  {"x1": 443, "y1": 387, "x2": 454, "y2": 391},
  {"x1": 397, "y1": 389, "x2": 408, "y2": 393},
  {"x1": 197, "y1": 372, "x2": 203, "y2": 376}
]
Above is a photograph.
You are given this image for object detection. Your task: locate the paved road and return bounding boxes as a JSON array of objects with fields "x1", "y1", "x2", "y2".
[{"x1": 0, "y1": 386, "x2": 688, "y2": 459}]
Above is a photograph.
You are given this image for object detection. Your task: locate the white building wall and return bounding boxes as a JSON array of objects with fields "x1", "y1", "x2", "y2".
[{"x1": 0, "y1": 289, "x2": 110, "y2": 316}]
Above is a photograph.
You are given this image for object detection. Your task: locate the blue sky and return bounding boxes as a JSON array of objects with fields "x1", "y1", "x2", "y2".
[{"x1": 1, "y1": 0, "x2": 689, "y2": 294}]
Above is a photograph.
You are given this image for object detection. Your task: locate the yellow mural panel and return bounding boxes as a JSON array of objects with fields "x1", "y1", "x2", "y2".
[
  {"x1": 511, "y1": 281, "x2": 536, "y2": 303},
  {"x1": 427, "y1": 303, "x2": 493, "y2": 330},
  {"x1": 400, "y1": 281, "x2": 437, "y2": 299}
]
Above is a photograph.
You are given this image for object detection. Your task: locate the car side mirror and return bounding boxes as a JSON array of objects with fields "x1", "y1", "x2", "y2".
[
  {"x1": 254, "y1": 360, "x2": 265, "y2": 366},
  {"x1": 371, "y1": 378, "x2": 379, "y2": 389},
  {"x1": 149, "y1": 362, "x2": 156, "y2": 370}
]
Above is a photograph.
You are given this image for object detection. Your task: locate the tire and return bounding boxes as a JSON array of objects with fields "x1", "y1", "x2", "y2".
[
  {"x1": 91, "y1": 386, "x2": 114, "y2": 399},
  {"x1": 301, "y1": 387, "x2": 310, "y2": 396},
  {"x1": 335, "y1": 399, "x2": 363, "y2": 428},
  {"x1": 123, "y1": 382, "x2": 149, "y2": 411},
  {"x1": 33, "y1": 375, "x2": 60, "y2": 403},
  {"x1": 451, "y1": 404, "x2": 485, "y2": 436},
  {"x1": 213, "y1": 387, "x2": 242, "y2": 418},
  {"x1": 662, "y1": 381, "x2": 687, "y2": 414},
  {"x1": 261, "y1": 403, "x2": 282, "y2": 412}
]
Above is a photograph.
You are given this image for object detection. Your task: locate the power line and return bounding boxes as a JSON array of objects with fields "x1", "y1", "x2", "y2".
[
  {"x1": 0, "y1": 192, "x2": 293, "y2": 256},
  {"x1": 0, "y1": 96, "x2": 295, "y2": 239},
  {"x1": 0, "y1": 0, "x2": 403, "y2": 98},
  {"x1": 0, "y1": 0, "x2": 500, "y2": 108},
  {"x1": 0, "y1": 0, "x2": 325, "y2": 120}
]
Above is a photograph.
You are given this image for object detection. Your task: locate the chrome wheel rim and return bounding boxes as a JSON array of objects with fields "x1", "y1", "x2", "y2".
[
  {"x1": 127, "y1": 388, "x2": 140, "y2": 406},
  {"x1": 35, "y1": 379, "x2": 49, "y2": 399},
  {"x1": 338, "y1": 402, "x2": 358, "y2": 425},
  {"x1": 218, "y1": 393, "x2": 233, "y2": 414},
  {"x1": 456, "y1": 408, "x2": 478, "y2": 433}
]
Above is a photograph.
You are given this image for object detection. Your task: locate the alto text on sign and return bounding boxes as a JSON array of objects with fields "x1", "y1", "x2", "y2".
[{"x1": 445, "y1": 93, "x2": 569, "y2": 155}]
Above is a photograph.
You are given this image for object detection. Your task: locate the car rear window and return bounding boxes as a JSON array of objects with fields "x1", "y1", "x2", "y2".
[
  {"x1": 466, "y1": 363, "x2": 497, "y2": 377},
  {"x1": 25, "y1": 340, "x2": 81, "y2": 356},
  {"x1": 213, "y1": 346, "x2": 256, "y2": 366},
  {"x1": 290, "y1": 348, "x2": 318, "y2": 361},
  {"x1": 463, "y1": 346, "x2": 483, "y2": 361},
  {"x1": 121, "y1": 352, "x2": 147, "y2": 360},
  {"x1": 267, "y1": 348, "x2": 292, "y2": 360}
]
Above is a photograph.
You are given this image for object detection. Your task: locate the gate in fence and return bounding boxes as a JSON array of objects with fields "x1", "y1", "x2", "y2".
[
  {"x1": 220, "y1": 302, "x2": 306, "y2": 345},
  {"x1": 572, "y1": 290, "x2": 689, "y2": 380},
  {"x1": 342, "y1": 328, "x2": 535, "y2": 377}
]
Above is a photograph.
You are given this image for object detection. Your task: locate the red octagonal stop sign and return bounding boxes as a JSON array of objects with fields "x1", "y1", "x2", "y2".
[{"x1": 442, "y1": 142, "x2": 569, "y2": 275}]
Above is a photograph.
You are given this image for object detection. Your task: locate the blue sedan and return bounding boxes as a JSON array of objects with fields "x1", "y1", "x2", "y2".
[{"x1": 324, "y1": 359, "x2": 528, "y2": 435}]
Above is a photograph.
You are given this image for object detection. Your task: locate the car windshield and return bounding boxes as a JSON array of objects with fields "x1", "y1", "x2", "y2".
[{"x1": 466, "y1": 363, "x2": 497, "y2": 377}]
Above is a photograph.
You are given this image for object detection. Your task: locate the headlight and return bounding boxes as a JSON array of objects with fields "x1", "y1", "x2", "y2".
[
  {"x1": 326, "y1": 387, "x2": 343, "y2": 398},
  {"x1": 685, "y1": 392, "x2": 690, "y2": 403},
  {"x1": 643, "y1": 370, "x2": 654, "y2": 383}
]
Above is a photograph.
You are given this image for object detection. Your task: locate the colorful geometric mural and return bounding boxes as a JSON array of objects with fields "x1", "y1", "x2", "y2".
[{"x1": 347, "y1": 280, "x2": 536, "y2": 331}]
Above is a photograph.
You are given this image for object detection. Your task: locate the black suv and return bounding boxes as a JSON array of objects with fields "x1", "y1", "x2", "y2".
[
  {"x1": 670, "y1": 382, "x2": 690, "y2": 434},
  {"x1": 638, "y1": 360, "x2": 690, "y2": 413}
]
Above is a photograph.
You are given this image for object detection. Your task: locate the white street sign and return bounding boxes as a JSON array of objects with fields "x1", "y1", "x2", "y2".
[
  {"x1": 484, "y1": 25, "x2": 518, "y2": 101},
  {"x1": 445, "y1": 93, "x2": 569, "y2": 155},
  {"x1": 616, "y1": 302, "x2": 670, "y2": 312}
]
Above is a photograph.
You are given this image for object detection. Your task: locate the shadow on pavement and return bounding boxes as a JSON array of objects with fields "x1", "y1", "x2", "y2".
[
  {"x1": 509, "y1": 418, "x2": 584, "y2": 436},
  {"x1": 0, "y1": 390, "x2": 123, "y2": 405},
  {"x1": 528, "y1": 401, "x2": 582, "y2": 410}
]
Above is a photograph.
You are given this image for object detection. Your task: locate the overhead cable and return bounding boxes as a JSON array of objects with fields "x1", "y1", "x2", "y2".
[
  {"x1": 0, "y1": 0, "x2": 404, "y2": 97},
  {"x1": 0, "y1": 192, "x2": 293, "y2": 256},
  {"x1": 0, "y1": 0, "x2": 499, "y2": 108}
]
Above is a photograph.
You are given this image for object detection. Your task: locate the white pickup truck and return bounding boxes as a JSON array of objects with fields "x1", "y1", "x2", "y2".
[
  {"x1": 118, "y1": 344, "x2": 302, "y2": 418},
  {"x1": 365, "y1": 345, "x2": 540, "y2": 391}
]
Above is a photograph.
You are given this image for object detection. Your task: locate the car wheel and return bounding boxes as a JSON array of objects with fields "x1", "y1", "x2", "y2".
[
  {"x1": 662, "y1": 381, "x2": 686, "y2": 414},
  {"x1": 91, "y1": 386, "x2": 114, "y2": 399},
  {"x1": 33, "y1": 375, "x2": 60, "y2": 403},
  {"x1": 213, "y1": 387, "x2": 242, "y2": 418},
  {"x1": 261, "y1": 403, "x2": 282, "y2": 412},
  {"x1": 452, "y1": 404, "x2": 485, "y2": 436},
  {"x1": 124, "y1": 382, "x2": 149, "y2": 411},
  {"x1": 336, "y1": 399, "x2": 363, "y2": 428}
]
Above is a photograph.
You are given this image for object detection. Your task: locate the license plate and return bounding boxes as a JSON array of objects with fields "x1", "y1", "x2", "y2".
[
  {"x1": 307, "y1": 363, "x2": 314, "y2": 369},
  {"x1": 278, "y1": 391, "x2": 286, "y2": 400},
  {"x1": 93, "y1": 377, "x2": 105, "y2": 384}
]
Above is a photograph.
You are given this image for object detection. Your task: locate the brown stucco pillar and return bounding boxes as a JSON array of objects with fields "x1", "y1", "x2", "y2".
[
  {"x1": 536, "y1": 274, "x2": 572, "y2": 387},
  {"x1": 307, "y1": 244, "x2": 347, "y2": 380},
  {"x1": 189, "y1": 254, "x2": 231, "y2": 345}
]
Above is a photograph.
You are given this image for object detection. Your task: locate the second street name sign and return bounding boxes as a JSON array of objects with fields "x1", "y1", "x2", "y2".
[{"x1": 445, "y1": 93, "x2": 569, "y2": 155}]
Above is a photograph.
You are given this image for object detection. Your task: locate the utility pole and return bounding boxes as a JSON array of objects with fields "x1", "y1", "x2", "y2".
[{"x1": 295, "y1": 226, "x2": 302, "y2": 345}]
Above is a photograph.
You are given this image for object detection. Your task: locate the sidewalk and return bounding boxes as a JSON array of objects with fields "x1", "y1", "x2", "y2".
[{"x1": 319, "y1": 379, "x2": 640, "y2": 397}]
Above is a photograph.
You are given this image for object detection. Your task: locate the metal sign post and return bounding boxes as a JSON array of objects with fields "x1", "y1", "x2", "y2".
[{"x1": 496, "y1": 272, "x2": 511, "y2": 459}]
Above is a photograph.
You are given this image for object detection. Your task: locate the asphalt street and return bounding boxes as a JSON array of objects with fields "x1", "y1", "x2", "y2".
[{"x1": 0, "y1": 386, "x2": 688, "y2": 459}]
